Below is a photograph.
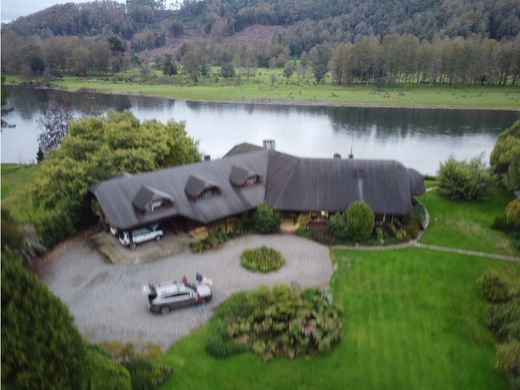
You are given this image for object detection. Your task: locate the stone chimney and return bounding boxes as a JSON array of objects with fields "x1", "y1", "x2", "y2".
[{"x1": 263, "y1": 139, "x2": 276, "y2": 151}]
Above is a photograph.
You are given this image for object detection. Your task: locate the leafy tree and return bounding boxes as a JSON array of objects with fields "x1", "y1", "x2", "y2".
[
  {"x1": 283, "y1": 61, "x2": 294, "y2": 79},
  {"x1": 181, "y1": 51, "x2": 201, "y2": 81},
  {"x1": 37, "y1": 96, "x2": 75, "y2": 154},
  {"x1": 308, "y1": 44, "x2": 331, "y2": 83},
  {"x1": 491, "y1": 120, "x2": 520, "y2": 191},
  {"x1": 438, "y1": 155, "x2": 491, "y2": 200},
  {"x1": 220, "y1": 62, "x2": 236, "y2": 78},
  {"x1": 162, "y1": 54, "x2": 177, "y2": 76},
  {"x1": 1, "y1": 254, "x2": 86, "y2": 388},
  {"x1": 33, "y1": 111, "x2": 200, "y2": 246},
  {"x1": 346, "y1": 201, "x2": 374, "y2": 242}
]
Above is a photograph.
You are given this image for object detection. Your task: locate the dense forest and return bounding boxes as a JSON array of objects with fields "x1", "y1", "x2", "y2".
[{"x1": 2, "y1": 0, "x2": 520, "y2": 85}]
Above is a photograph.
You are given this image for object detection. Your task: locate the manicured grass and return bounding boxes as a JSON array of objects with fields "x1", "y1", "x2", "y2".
[
  {"x1": 6, "y1": 72, "x2": 520, "y2": 110},
  {"x1": 419, "y1": 187, "x2": 514, "y2": 255},
  {"x1": 1, "y1": 163, "x2": 44, "y2": 223},
  {"x1": 158, "y1": 248, "x2": 515, "y2": 389}
]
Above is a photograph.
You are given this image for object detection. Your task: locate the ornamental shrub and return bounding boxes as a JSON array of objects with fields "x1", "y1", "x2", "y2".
[
  {"x1": 490, "y1": 120, "x2": 520, "y2": 191},
  {"x1": 240, "y1": 246, "x2": 285, "y2": 273},
  {"x1": 497, "y1": 340, "x2": 520, "y2": 388},
  {"x1": 485, "y1": 302, "x2": 520, "y2": 341},
  {"x1": 478, "y1": 270, "x2": 511, "y2": 303},
  {"x1": 251, "y1": 202, "x2": 281, "y2": 234},
  {"x1": 506, "y1": 199, "x2": 520, "y2": 227},
  {"x1": 84, "y1": 346, "x2": 131, "y2": 390},
  {"x1": 206, "y1": 285, "x2": 342, "y2": 361},
  {"x1": 325, "y1": 212, "x2": 348, "y2": 242},
  {"x1": 346, "y1": 201, "x2": 375, "y2": 242},
  {"x1": 124, "y1": 358, "x2": 172, "y2": 390},
  {"x1": 437, "y1": 155, "x2": 491, "y2": 200}
]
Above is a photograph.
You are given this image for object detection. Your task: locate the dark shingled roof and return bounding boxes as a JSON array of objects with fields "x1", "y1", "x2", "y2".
[
  {"x1": 90, "y1": 144, "x2": 425, "y2": 230},
  {"x1": 133, "y1": 185, "x2": 174, "y2": 210}
]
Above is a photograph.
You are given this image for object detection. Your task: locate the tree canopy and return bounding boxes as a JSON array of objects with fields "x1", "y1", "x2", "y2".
[
  {"x1": 491, "y1": 120, "x2": 520, "y2": 191},
  {"x1": 33, "y1": 110, "x2": 200, "y2": 246},
  {"x1": 1, "y1": 254, "x2": 86, "y2": 388}
]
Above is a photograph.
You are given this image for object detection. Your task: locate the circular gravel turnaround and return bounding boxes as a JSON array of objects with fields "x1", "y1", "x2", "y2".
[{"x1": 41, "y1": 234, "x2": 332, "y2": 351}]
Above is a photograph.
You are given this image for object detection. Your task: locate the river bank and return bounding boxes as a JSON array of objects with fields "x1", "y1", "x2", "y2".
[{"x1": 5, "y1": 73, "x2": 520, "y2": 111}]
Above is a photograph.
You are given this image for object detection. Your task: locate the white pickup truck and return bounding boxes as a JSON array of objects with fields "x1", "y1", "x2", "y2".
[{"x1": 119, "y1": 225, "x2": 163, "y2": 249}]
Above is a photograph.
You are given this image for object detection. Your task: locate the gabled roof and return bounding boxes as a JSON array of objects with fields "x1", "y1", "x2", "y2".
[
  {"x1": 90, "y1": 143, "x2": 425, "y2": 230},
  {"x1": 133, "y1": 185, "x2": 174, "y2": 210},
  {"x1": 90, "y1": 149, "x2": 269, "y2": 229},
  {"x1": 185, "y1": 175, "x2": 219, "y2": 198}
]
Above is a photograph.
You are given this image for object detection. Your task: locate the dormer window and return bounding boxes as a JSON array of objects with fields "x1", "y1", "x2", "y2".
[
  {"x1": 133, "y1": 185, "x2": 174, "y2": 214},
  {"x1": 230, "y1": 165, "x2": 261, "y2": 188},
  {"x1": 185, "y1": 175, "x2": 220, "y2": 200}
]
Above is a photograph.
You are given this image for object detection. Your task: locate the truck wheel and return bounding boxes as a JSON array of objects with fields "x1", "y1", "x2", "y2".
[
  {"x1": 155, "y1": 235, "x2": 161, "y2": 241},
  {"x1": 160, "y1": 306, "x2": 170, "y2": 315}
]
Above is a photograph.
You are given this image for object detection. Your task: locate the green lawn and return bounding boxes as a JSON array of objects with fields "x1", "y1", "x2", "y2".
[
  {"x1": 5, "y1": 72, "x2": 520, "y2": 110},
  {"x1": 1, "y1": 164, "x2": 44, "y2": 223},
  {"x1": 419, "y1": 187, "x2": 514, "y2": 255},
  {"x1": 158, "y1": 248, "x2": 515, "y2": 389}
]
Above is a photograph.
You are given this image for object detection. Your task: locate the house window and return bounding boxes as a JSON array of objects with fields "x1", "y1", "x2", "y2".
[
  {"x1": 199, "y1": 187, "x2": 220, "y2": 199},
  {"x1": 245, "y1": 175, "x2": 259, "y2": 186},
  {"x1": 151, "y1": 200, "x2": 162, "y2": 211}
]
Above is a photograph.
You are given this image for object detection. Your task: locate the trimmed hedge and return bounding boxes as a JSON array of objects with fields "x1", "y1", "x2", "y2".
[{"x1": 240, "y1": 246, "x2": 285, "y2": 273}]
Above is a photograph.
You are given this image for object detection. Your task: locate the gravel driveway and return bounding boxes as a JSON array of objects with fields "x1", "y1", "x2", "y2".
[{"x1": 42, "y1": 234, "x2": 332, "y2": 350}]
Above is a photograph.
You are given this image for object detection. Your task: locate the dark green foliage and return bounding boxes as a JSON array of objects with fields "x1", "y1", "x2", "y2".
[
  {"x1": 251, "y1": 202, "x2": 281, "y2": 234},
  {"x1": 506, "y1": 199, "x2": 520, "y2": 226},
  {"x1": 478, "y1": 270, "x2": 512, "y2": 303},
  {"x1": 1, "y1": 255, "x2": 86, "y2": 389},
  {"x1": 346, "y1": 201, "x2": 375, "y2": 242},
  {"x1": 124, "y1": 358, "x2": 173, "y2": 390},
  {"x1": 206, "y1": 285, "x2": 342, "y2": 361},
  {"x1": 404, "y1": 203, "x2": 425, "y2": 239},
  {"x1": 485, "y1": 302, "x2": 520, "y2": 341},
  {"x1": 220, "y1": 62, "x2": 236, "y2": 78},
  {"x1": 437, "y1": 155, "x2": 491, "y2": 200},
  {"x1": 190, "y1": 231, "x2": 233, "y2": 253},
  {"x1": 1, "y1": 208, "x2": 23, "y2": 252},
  {"x1": 36, "y1": 147, "x2": 44, "y2": 162},
  {"x1": 35, "y1": 206, "x2": 75, "y2": 248},
  {"x1": 490, "y1": 120, "x2": 520, "y2": 191},
  {"x1": 240, "y1": 246, "x2": 285, "y2": 273},
  {"x1": 325, "y1": 212, "x2": 348, "y2": 242},
  {"x1": 85, "y1": 346, "x2": 132, "y2": 390},
  {"x1": 33, "y1": 111, "x2": 200, "y2": 247},
  {"x1": 162, "y1": 54, "x2": 177, "y2": 76},
  {"x1": 512, "y1": 233, "x2": 520, "y2": 254},
  {"x1": 497, "y1": 340, "x2": 520, "y2": 389}
]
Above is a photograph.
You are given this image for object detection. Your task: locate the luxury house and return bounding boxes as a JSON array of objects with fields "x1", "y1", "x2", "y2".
[{"x1": 90, "y1": 142, "x2": 425, "y2": 238}]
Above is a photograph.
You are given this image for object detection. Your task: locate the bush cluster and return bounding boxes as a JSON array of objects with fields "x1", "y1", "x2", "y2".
[
  {"x1": 478, "y1": 269, "x2": 520, "y2": 387},
  {"x1": 250, "y1": 202, "x2": 281, "y2": 234},
  {"x1": 240, "y1": 246, "x2": 286, "y2": 273},
  {"x1": 190, "y1": 231, "x2": 231, "y2": 253},
  {"x1": 325, "y1": 202, "x2": 374, "y2": 243},
  {"x1": 84, "y1": 346, "x2": 132, "y2": 390},
  {"x1": 437, "y1": 155, "x2": 491, "y2": 200},
  {"x1": 506, "y1": 199, "x2": 520, "y2": 226},
  {"x1": 206, "y1": 285, "x2": 342, "y2": 361},
  {"x1": 490, "y1": 119, "x2": 520, "y2": 191}
]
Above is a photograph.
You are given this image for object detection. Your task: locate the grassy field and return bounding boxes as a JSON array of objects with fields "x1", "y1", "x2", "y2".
[
  {"x1": 157, "y1": 248, "x2": 516, "y2": 389},
  {"x1": 419, "y1": 186, "x2": 514, "y2": 255},
  {"x1": 5, "y1": 72, "x2": 520, "y2": 110},
  {"x1": 1, "y1": 164, "x2": 43, "y2": 223}
]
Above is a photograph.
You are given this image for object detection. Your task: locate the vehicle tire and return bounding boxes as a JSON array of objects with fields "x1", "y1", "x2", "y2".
[
  {"x1": 131, "y1": 243, "x2": 136, "y2": 249},
  {"x1": 155, "y1": 235, "x2": 161, "y2": 241},
  {"x1": 205, "y1": 296, "x2": 212, "y2": 303},
  {"x1": 160, "y1": 305, "x2": 170, "y2": 315}
]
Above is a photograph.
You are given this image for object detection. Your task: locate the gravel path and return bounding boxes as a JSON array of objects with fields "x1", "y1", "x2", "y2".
[{"x1": 41, "y1": 234, "x2": 332, "y2": 351}]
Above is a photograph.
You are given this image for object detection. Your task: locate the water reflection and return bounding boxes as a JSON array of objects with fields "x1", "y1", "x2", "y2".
[{"x1": 2, "y1": 84, "x2": 519, "y2": 174}]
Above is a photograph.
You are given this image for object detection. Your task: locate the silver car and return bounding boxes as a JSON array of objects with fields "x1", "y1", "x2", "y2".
[{"x1": 143, "y1": 280, "x2": 212, "y2": 314}]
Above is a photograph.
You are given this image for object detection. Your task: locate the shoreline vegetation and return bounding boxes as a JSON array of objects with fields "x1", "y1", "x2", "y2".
[{"x1": 4, "y1": 74, "x2": 520, "y2": 111}]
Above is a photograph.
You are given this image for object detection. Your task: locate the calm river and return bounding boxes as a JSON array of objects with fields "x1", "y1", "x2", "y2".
[{"x1": 2, "y1": 85, "x2": 519, "y2": 174}]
